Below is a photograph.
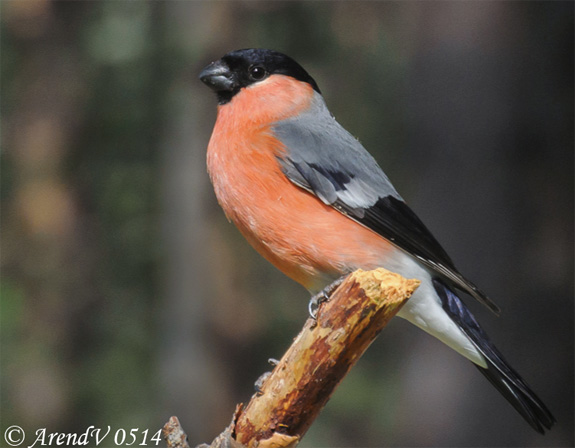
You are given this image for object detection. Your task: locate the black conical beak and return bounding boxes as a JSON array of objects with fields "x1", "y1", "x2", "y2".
[{"x1": 199, "y1": 60, "x2": 235, "y2": 92}]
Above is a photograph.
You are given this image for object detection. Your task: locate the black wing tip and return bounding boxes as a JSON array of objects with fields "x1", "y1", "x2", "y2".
[
  {"x1": 469, "y1": 283, "x2": 501, "y2": 316},
  {"x1": 363, "y1": 196, "x2": 502, "y2": 316},
  {"x1": 491, "y1": 303, "x2": 502, "y2": 316}
]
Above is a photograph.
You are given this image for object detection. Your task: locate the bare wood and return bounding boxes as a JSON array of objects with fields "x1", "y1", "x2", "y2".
[
  {"x1": 233, "y1": 268, "x2": 419, "y2": 447},
  {"x1": 170, "y1": 268, "x2": 419, "y2": 448},
  {"x1": 163, "y1": 416, "x2": 191, "y2": 448}
]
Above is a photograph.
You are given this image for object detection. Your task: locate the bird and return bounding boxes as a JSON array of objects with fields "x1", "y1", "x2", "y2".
[{"x1": 199, "y1": 48, "x2": 555, "y2": 434}]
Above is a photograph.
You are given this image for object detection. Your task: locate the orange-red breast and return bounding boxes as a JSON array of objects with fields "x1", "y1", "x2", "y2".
[{"x1": 200, "y1": 48, "x2": 554, "y2": 433}]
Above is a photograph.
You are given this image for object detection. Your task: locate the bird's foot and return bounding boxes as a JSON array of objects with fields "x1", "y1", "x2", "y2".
[
  {"x1": 254, "y1": 358, "x2": 280, "y2": 395},
  {"x1": 254, "y1": 372, "x2": 270, "y2": 395},
  {"x1": 308, "y1": 276, "x2": 347, "y2": 319}
]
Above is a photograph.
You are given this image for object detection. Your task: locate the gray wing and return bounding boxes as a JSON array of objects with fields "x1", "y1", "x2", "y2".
[{"x1": 273, "y1": 93, "x2": 500, "y2": 315}]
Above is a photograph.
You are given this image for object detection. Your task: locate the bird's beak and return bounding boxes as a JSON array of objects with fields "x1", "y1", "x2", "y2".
[{"x1": 199, "y1": 60, "x2": 235, "y2": 92}]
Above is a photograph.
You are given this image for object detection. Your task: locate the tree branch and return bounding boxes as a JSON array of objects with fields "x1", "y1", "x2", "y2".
[
  {"x1": 163, "y1": 416, "x2": 191, "y2": 448},
  {"x1": 165, "y1": 268, "x2": 419, "y2": 448}
]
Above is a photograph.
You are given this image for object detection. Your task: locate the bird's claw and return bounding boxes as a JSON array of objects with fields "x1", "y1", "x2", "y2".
[
  {"x1": 308, "y1": 291, "x2": 328, "y2": 320},
  {"x1": 255, "y1": 371, "x2": 271, "y2": 395},
  {"x1": 254, "y1": 358, "x2": 281, "y2": 394},
  {"x1": 308, "y1": 276, "x2": 347, "y2": 319}
]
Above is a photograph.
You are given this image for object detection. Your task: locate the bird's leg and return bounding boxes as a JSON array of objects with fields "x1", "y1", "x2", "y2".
[{"x1": 308, "y1": 275, "x2": 347, "y2": 319}]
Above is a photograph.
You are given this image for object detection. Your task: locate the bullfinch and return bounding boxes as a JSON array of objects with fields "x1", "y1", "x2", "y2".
[{"x1": 199, "y1": 48, "x2": 555, "y2": 434}]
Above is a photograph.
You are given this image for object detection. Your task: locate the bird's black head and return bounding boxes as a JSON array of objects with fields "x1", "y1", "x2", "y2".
[{"x1": 199, "y1": 48, "x2": 321, "y2": 104}]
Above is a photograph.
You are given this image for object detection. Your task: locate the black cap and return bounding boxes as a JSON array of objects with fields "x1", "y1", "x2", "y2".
[{"x1": 200, "y1": 48, "x2": 320, "y2": 104}]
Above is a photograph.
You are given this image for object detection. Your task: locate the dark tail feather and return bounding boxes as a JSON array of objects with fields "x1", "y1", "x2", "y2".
[
  {"x1": 474, "y1": 361, "x2": 555, "y2": 434},
  {"x1": 433, "y1": 278, "x2": 556, "y2": 433}
]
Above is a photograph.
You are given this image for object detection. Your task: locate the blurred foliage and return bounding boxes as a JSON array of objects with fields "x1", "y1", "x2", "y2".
[{"x1": 1, "y1": 2, "x2": 573, "y2": 448}]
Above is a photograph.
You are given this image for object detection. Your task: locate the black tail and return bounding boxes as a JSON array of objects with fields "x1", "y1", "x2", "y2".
[{"x1": 433, "y1": 278, "x2": 556, "y2": 434}]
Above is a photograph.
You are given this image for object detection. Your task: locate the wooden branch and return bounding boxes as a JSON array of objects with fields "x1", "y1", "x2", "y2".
[
  {"x1": 168, "y1": 268, "x2": 419, "y2": 448},
  {"x1": 163, "y1": 416, "x2": 191, "y2": 448},
  {"x1": 234, "y1": 268, "x2": 418, "y2": 446}
]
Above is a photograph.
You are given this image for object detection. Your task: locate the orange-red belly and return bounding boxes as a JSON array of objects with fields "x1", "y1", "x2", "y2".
[{"x1": 206, "y1": 76, "x2": 393, "y2": 291}]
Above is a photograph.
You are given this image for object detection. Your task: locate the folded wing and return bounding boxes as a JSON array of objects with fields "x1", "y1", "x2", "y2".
[{"x1": 273, "y1": 93, "x2": 500, "y2": 314}]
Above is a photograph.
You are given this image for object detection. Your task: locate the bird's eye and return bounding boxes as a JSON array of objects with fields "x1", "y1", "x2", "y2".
[{"x1": 249, "y1": 65, "x2": 267, "y2": 81}]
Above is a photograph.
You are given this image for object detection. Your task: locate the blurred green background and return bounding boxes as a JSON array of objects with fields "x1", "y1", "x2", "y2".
[{"x1": 1, "y1": 1, "x2": 573, "y2": 447}]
